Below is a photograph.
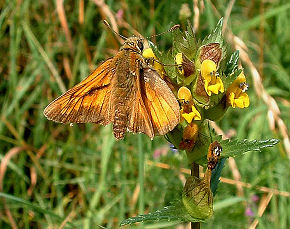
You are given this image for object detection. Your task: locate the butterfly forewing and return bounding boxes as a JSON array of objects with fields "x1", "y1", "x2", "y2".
[{"x1": 44, "y1": 59, "x2": 114, "y2": 124}]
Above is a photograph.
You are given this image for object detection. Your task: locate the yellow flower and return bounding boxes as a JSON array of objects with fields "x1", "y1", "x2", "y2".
[
  {"x1": 177, "y1": 87, "x2": 202, "y2": 123},
  {"x1": 182, "y1": 105, "x2": 202, "y2": 123},
  {"x1": 142, "y1": 48, "x2": 165, "y2": 78},
  {"x1": 226, "y1": 72, "x2": 250, "y2": 108},
  {"x1": 201, "y1": 59, "x2": 224, "y2": 96}
]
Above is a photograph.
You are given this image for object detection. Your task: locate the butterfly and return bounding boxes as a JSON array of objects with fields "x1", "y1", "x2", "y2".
[{"x1": 44, "y1": 26, "x2": 180, "y2": 140}]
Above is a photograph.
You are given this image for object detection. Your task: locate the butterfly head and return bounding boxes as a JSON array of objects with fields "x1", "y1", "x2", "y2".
[{"x1": 122, "y1": 37, "x2": 145, "y2": 54}]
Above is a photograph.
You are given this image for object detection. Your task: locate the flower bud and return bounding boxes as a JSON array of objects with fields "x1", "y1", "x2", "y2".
[
  {"x1": 200, "y1": 43, "x2": 222, "y2": 66},
  {"x1": 182, "y1": 174, "x2": 213, "y2": 220},
  {"x1": 179, "y1": 122, "x2": 199, "y2": 151}
]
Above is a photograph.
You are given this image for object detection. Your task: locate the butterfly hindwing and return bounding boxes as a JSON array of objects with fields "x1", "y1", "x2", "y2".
[
  {"x1": 128, "y1": 66, "x2": 180, "y2": 139},
  {"x1": 141, "y1": 68, "x2": 180, "y2": 135}
]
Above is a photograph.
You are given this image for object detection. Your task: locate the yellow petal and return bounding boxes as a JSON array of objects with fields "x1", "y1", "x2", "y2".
[
  {"x1": 204, "y1": 79, "x2": 211, "y2": 96},
  {"x1": 207, "y1": 84, "x2": 219, "y2": 95},
  {"x1": 228, "y1": 92, "x2": 236, "y2": 107},
  {"x1": 229, "y1": 92, "x2": 250, "y2": 108},
  {"x1": 235, "y1": 93, "x2": 250, "y2": 108},
  {"x1": 204, "y1": 76, "x2": 224, "y2": 96},
  {"x1": 201, "y1": 59, "x2": 217, "y2": 82},
  {"x1": 217, "y1": 77, "x2": 224, "y2": 93},
  {"x1": 178, "y1": 86, "x2": 192, "y2": 101},
  {"x1": 226, "y1": 71, "x2": 250, "y2": 108},
  {"x1": 236, "y1": 72, "x2": 246, "y2": 83},
  {"x1": 181, "y1": 106, "x2": 201, "y2": 123},
  {"x1": 191, "y1": 105, "x2": 202, "y2": 120},
  {"x1": 182, "y1": 112, "x2": 195, "y2": 123},
  {"x1": 175, "y1": 53, "x2": 184, "y2": 75},
  {"x1": 227, "y1": 71, "x2": 247, "y2": 95}
]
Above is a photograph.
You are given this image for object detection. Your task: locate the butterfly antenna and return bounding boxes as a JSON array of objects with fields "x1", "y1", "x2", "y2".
[
  {"x1": 146, "y1": 24, "x2": 180, "y2": 39},
  {"x1": 103, "y1": 20, "x2": 127, "y2": 40}
]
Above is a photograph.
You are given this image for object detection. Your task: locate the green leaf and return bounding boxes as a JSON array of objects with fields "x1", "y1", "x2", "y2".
[
  {"x1": 149, "y1": 42, "x2": 178, "y2": 83},
  {"x1": 225, "y1": 50, "x2": 240, "y2": 75},
  {"x1": 197, "y1": 138, "x2": 280, "y2": 165},
  {"x1": 202, "y1": 18, "x2": 223, "y2": 45},
  {"x1": 201, "y1": 18, "x2": 226, "y2": 62},
  {"x1": 173, "y1": 22, "x2": 197, "y2": 60},
  {"x1": 120, "y1": 200, "x2": 204, "y2": 226},
  {"x1": 221, "y1": 138, "x2": 280, "y2": 158}
]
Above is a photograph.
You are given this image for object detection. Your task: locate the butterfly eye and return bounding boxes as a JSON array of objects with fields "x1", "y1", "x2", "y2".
[{"x1": 137, "y1": 41, "x2": 144, "y2": 51}]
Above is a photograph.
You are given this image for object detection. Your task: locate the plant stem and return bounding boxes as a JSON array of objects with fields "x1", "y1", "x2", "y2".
[{"x1": 191, "y1": 162, "x2": 200, "y2": 229}]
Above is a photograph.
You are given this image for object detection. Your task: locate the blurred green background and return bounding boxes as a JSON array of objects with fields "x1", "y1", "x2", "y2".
[{"x1": 0, "y1": 0, "x2": 289, "y2": 228}]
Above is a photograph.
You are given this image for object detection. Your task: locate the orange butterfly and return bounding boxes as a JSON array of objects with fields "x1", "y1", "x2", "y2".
[{"x1": 44, "y1": 27, "x2": 180, "y2": 140}]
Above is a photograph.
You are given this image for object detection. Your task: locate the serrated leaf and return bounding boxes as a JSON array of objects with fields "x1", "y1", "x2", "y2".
[
  {"x1": 200, "y1": 18, "x2": 227, "y2": 63},
  {"x1": 149, "y1": 42, "x2": 179, "y2": 82},
  {"x1": 221, "y1": 138, "x2": 280, "y2": 158},
  {"x1": 173, "y1": 22, "x2": 197, "y2": 60},
  {"x1": 202, "y1": 18, "x2": 223, "y2": 45},
  {"x1": 225, "y1": 50, "x2": 240, "y2": 75},
  {"x1": 120, "y1": 200, "x2": 204, "y2": 226},
  {"x1": 196, "y1": 138, "x2": 279, "y2": 165}
]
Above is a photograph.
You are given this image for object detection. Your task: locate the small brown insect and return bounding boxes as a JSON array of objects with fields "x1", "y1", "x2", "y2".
[
  {"x1": 44, "y1": 24, "x2": 180, "y2": 140},
  {"x1": 207, "y1": 141, "x2": 222, "y2": 171}
]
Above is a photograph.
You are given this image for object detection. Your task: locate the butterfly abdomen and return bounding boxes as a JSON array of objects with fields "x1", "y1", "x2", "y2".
[
  {"x1": 113, "y1": 86, "x2": 132, "y2": 139},
  {"x1": 113, "y1": 103, "x2": 128, "y2": 140},
  {"x1": 111, "y1": 51, "x2": 138, "y2": 140}
]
